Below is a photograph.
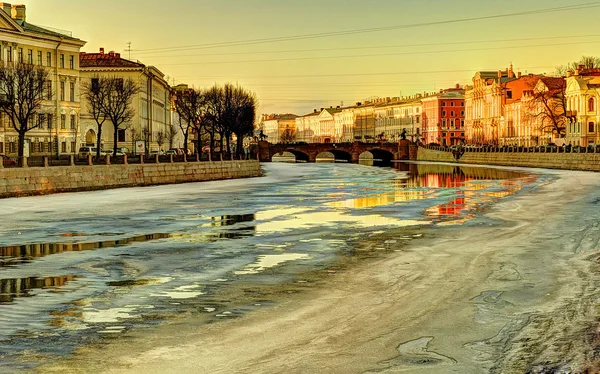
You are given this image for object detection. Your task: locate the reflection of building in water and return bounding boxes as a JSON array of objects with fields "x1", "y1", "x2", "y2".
[
  {"x1": 0, "y1": 233, "x2": 170, "y2": 266},
  {"x1": 0, "y1": 275, "x2": 78, "y2": 303},
  {"x1": 210, "y1": 214, "x2": 256, "y2": 227}
]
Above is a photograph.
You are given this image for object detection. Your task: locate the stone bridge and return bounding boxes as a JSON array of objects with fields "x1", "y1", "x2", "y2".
[{"x1": 258, "y1": 140, "x2": 414, "y2": 164}]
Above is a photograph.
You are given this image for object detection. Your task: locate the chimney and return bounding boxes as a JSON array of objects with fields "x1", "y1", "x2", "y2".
[
  {"x1": 517, "y1": 71, "x2": 522, "y2": 78},
  {"x1": 356, "y1": 102, "x2": 362, "y2": 106},
  {"x1": 313, "y1": 109, "x2": 317, "y2": 113},
  {"x1": 0, "y1": 3, "x2": 11, "y2": 16},
  {"x1": 508, "y1": 63, "x2": 514, "y2": 78},
  {"x1": 108, "y1": 51, "x2": 115, "y2": 57},
  {"x1": 11, "y1": 4, "x2": 24, "y2": 21},
  {"x1": 455, "y1": 83, "x2": 460, "y2": 89},
  {"x1": 498, "y1": 70, "x2": 502, "y2": 78},
  {"x1": 99, "y1": 47, "x2": 105, "y2": 54},
  {"x1": 115, "y1": 53, "x2": 120, "y2": 58},
  {"x1": 578, "y1": 64, "x2": 585, "y2": 70},
  {"x1": 320, "y1": 107, "x2": 324, "y2": 111},
  {"x1": 567, "y1": 71, "x2": 573, "y2": 78}
]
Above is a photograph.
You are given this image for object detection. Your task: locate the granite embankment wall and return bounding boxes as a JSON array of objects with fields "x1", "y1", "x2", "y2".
[
  {"x1": 0, "y1": 160, "x2": 260, "y2": 198},
  {"x1": 417, "y1": 147, "x2": 600, "y2": 172}
]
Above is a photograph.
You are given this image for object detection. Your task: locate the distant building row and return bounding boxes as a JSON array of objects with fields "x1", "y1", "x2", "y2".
[{"x1": 264, "y1": 64, "x2": 600, "y2": 147}]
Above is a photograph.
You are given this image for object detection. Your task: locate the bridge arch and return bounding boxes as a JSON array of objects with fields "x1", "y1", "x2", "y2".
[
  {"x1": 273, "y1": 149, "x2": 309, "y2": 163},
  {"x1": 359, "y1": 149, "x2": 394, "y2": 167},
  {"x1": 316, "y1": 149, "x2": 352, "y2": 163}
]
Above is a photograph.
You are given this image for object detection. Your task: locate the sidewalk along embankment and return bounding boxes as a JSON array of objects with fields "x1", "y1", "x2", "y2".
[
  {"x1": 0, "y1": 160, "x2": 261, "y2": 198},
  {"x1": 417, "y1": 147, "x2": 600, "y2": 172}
]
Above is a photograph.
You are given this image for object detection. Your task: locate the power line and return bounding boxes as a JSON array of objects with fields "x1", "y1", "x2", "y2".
[
  {"x1": 158, "y1": 39, "x2": 600, "y2": 66},
  {"x1": 135, "y1": 33, "x2": 600, "y2": 59},
  {"x1": 132, "y1": 2, "x2": 600, "y2": 54},
  {"x1": 173, "y1": 66, "x2": 555, "y2": 80}
]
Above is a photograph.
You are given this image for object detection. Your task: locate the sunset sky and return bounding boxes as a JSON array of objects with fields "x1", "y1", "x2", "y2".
[{"x1": 25, "y1": 0, "x2": 600, "y2": 116}]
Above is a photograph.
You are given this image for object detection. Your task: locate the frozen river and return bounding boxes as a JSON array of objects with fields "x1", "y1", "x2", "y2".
[{"x1": 3, "y1": 161, "x2": 599, "y2": 373}]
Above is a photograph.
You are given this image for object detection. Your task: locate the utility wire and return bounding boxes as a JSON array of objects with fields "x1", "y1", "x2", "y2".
[
  {"x1": 133, "y1": 2, "x2": 600, "y2": 54},
  {"x1": 137, "y1": 33, "x2": 600, "y2": 59},
  {"x1": 158, "y1": 40, "x2": 600, "y2": 66}
]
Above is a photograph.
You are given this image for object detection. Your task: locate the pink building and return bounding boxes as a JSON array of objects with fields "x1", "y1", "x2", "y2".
[{"x1": 421, "y1": 85, "x2": 465, "y2": 146}]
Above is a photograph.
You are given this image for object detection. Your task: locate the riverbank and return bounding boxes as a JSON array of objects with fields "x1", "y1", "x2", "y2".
[
  {"x1": 417, "y1": 146, "x2": 600, "y2": 172},
  {"x1": 0, "y1": 160, "x2": 260, "y2": 198},
  {"x1": 36, "y1": 165, "x2": 600, "y2": 373}
]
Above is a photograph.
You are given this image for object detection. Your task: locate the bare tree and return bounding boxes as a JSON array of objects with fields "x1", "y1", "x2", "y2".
[
  {"x1": 524, "y1": 78, "x2": 567, "y2": 140},
  {"x1": 156, "y1": 130, "x2": 165, "y2": 151},
  {"x1": 0, "y1": 62, "x2": 50, "y2": 162},
  {"x1": 280, "y1": 126, "x2": 296, "y2": 144},
  {"x1": 166, "y1": 123, "x2": 178, "y2": 150},
  {"x1": 94, "y1": 77, "x2": 139, "y2": 156},
  {"x1": 172, "y1": 89, "x2": 193, "y2": 154},
  {"x1": 555, "y1": 55, "x2": 600, "y2": 76},
  {"x1": 82, "y1": 76, "x2": 108, "y2": 160}
]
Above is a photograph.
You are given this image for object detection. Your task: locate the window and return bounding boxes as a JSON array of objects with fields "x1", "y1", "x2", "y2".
[
  {"x1": 116, "y1": 78, "x2": 124, "y2": 91},
  {"x1": 461, "y1": 111, "x2": 464, "y2": 116},
  {"x1": 38, "y1": 142, "x2": 43, "y2": 153},
  {"x1": 450, "y1": 132, "x2": 455, "y2": 137},
  {"x1": 61, "y1": 114, "x2": 66, "y2": 129},
  {"x1": 442, "y1": 102, "x2": 446, "y2": 107},
  {"x1": 46, "y1": 51, "x2": 52, "y2": 66},
  {"x1": 38, "y1": 114, "x2": 45, "y2": 129},
  {"x1": 118, "y1": 129, "x2": 126, "y2": 142},
  {"x1": 47, "y1": 114, "x2": 53, "y2": 129},
  {"x1": 37, "y1": 50, "x2": 42, "y2": 65},
  {"x1": 60, "y1": 53, "x2": 65, "y2": 68},
  {"x1": 506, "y1": 90, "x2": 513, "y2": 99},
  {"x1": 0, "y1": 142, "x2": 3, "y2": 153},
  {"x1": 46, "y1": 80, "x2": 52, "y2": 100},
  {"x1": 70, "y1": 114, "x2": 76, "y2": 129},
  {"x1": 61, "y1": 141, "x2": 66, "y2": 153},
  {"x1": 60, "y1": 81, "x2": 65, "y2": 101},
  {"x1": 7, "y1": 45, "x2": 12, "y2": 62},
  {"x1": 0, "y1": 45, "x2": 2, "y2": 61},
  {"x1": 589, "y1": 122, "x2": 595, "y2": 133},
  {"x1": 71, "y1": 141, "x2": 76, "y2": 152},
  {"x1": 461, "y1": 101, "x2": 464, "y2": 106},
  {"x1": 91, "y1": 78, "x2": 99, "y2": 93},
  {"x1": 442, "y1": 111, "x2": 446, "y2": 117},
  {"x1": 27, "y1": 49, "x2": 32, "y2": 64},
  {"x1": 450, "y1": 102, "x2": 455, "y2": 107},
  {"x1": 69, "y1": 55, "x2": 74, "y2": 69},
  {"x1": 70, "y1": 82, "x2": 75, "y2": 101},
  {"x1": 450, "y1": 111, "x2": 455, "y2": 116},
  {"x1": 450, "y1": 119, "x2": 455, "y2": 127},
  {"x1": 9, "y1": 142, "x2": 16, "y2": 153},
  {"x1": 442, "y1": 119, "x2": 447, "y2": 127},
  {"x1": 589, "y1": 98, "x2": 595, "y2": 112},
  {"x1": 17, "y1": 47, "x2": 23, "y2": 63}
]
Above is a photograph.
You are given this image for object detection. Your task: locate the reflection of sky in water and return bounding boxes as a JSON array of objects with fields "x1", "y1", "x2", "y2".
[{"x1": 0, "y1": 162, "x2": 541, "y2": 371}]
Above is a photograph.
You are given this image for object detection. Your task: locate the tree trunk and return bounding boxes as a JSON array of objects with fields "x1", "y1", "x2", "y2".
[
  {"x1": 96, "y1": 123, "x2": 103, "y2": 161},
  {"x1": 183, "y1": 130, "x2": 188, "y2": 155},
  {"x1": 113, "y1": 123, "x2": 119, "y2": 157},
  {"x1": 17, "y1": 130, "x2": 25, "y2": 162},
  {"x1": 236, "y1": 133, "x2": 244, "y2": 159}
]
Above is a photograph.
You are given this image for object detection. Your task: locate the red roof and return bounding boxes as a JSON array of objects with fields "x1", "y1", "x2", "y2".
[{"x1": 80, "y1": 49, "x2": 144, "y2": 68}]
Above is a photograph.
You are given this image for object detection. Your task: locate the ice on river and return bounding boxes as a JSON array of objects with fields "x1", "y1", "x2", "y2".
[{"x1": 0, "y1": 162, "x2": 544, "y2": 372}]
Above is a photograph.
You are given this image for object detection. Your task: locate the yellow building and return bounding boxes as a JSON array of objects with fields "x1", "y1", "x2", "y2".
[
  {"x1": 261, "y1": 114, "x2": 298, "y2": 143},
  {"x1": 565, "y1": 67, "x2": 600, "y2": 146},
  {"x1": 465, "y1": 66, "x2": 516, "y2": 145},
  {"x1": 79, "y1": 48, "x2": 172, "y2": 153},
  {"x1": 0, "y1": 3, "x2": 86, "y2": 156}
]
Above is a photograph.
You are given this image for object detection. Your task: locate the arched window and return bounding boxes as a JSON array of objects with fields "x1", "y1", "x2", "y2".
[{"x1": 589, "y1": 97, "x2": 595, "y2": 112}]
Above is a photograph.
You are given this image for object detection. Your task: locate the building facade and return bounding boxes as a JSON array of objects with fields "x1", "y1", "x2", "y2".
[
  {"x1": 261, "y1": 113, "x2": 298, "y2": 143},
  {"x1": 421, "y1": 86, "x2": 465, "y2": 146},
  {"x1": 374, "y1": 97, "x2": 422, "y2": 142},
  {"x1": 0, "y1": 3, "x2": 86, "y2": 157},
  {"x1": 565, "y1": 67, "x2": 600, "y2": 146},
  {"x1": 464, "y1": 66, "x2": 518, "y2": 145},
  {"x1": 79, "y1": 48, "x2": 172, "y2": 153}
]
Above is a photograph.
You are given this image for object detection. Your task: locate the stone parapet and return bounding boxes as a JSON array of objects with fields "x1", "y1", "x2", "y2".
[
  {"x1": 0, "y1": 160, "x2": 261, "y2": 199},
  {"x1": 416, "y1": 147, "x2": 600, "y2": 172}
]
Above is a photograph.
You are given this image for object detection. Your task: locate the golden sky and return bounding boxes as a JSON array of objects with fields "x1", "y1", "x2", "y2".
[{"x1": 26, "y1": 0, "x2": 600, "y2": 116}]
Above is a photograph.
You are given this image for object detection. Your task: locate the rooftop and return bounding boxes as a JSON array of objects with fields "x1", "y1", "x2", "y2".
[{"x1": 80, "y1": 48, "x2": 145, "y2": 68}]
